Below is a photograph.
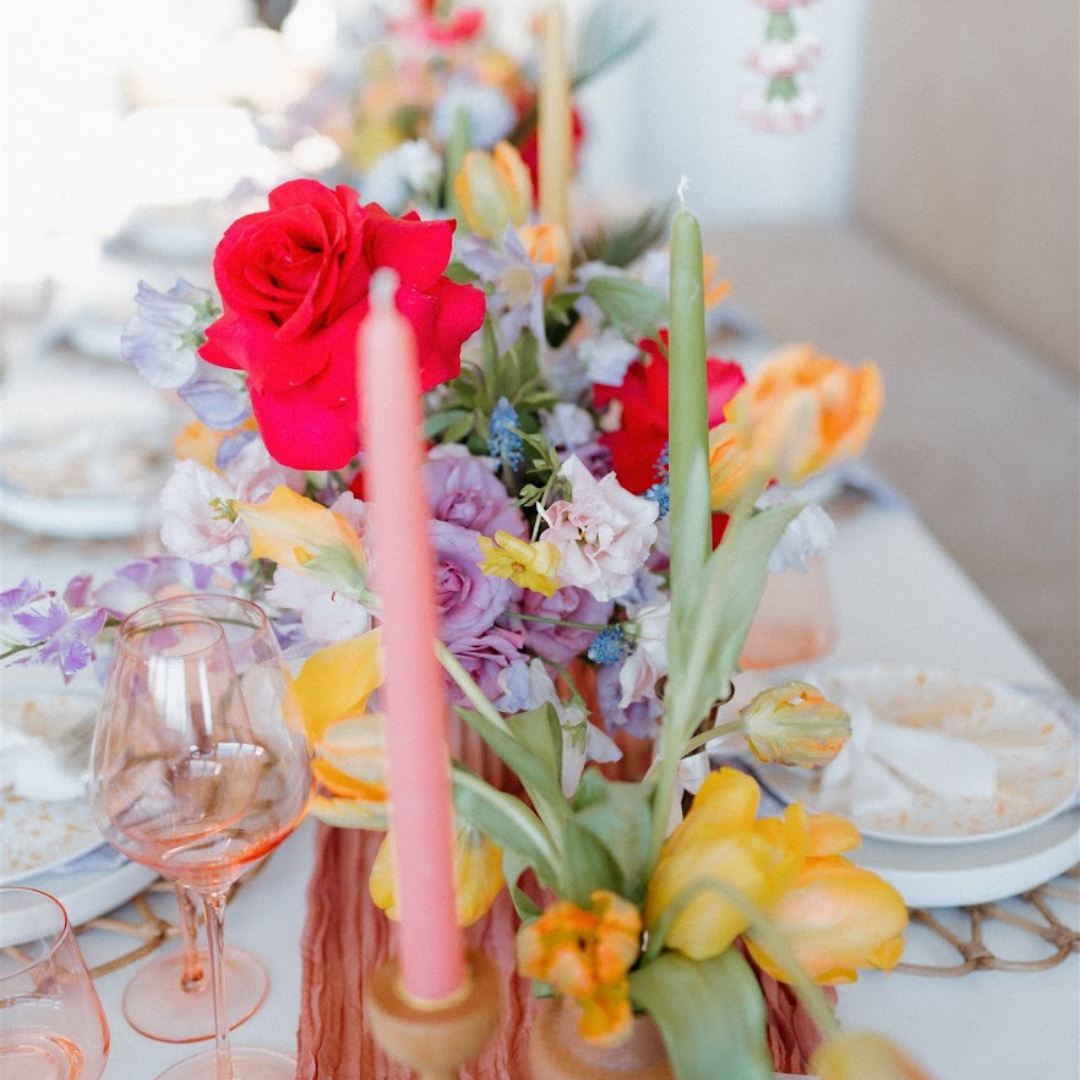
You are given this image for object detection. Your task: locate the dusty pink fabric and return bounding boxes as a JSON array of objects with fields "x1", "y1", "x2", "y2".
[
  {"x1": 296, "y1": 824, "x2": 538, "y2": 1079},
  {"x1": 296, "y1": 826, "x2": 829, "y2": 1078}
]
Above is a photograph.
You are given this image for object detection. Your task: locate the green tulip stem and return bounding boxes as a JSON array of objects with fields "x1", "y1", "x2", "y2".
[{"x1": 680, "y1": 720, "x2": 743, "y2": 757}]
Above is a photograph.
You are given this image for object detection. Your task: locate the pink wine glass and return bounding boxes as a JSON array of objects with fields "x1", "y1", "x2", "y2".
[
  {"x1": 89, "y1": 595, "x2": 312, "y2": 1080},
  {"x1": 0, "y1": 886, "x2": 110, "y2": 1080}
]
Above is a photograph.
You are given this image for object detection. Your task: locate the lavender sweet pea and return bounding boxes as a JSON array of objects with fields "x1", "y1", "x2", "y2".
[{"x1": 10, "y1": 597, "x2": 107, "y2": 681}]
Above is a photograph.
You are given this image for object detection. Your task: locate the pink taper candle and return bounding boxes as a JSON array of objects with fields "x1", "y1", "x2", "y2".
[{"x1": 358, "y1": 270, "x2": 465, "y2": 1003}]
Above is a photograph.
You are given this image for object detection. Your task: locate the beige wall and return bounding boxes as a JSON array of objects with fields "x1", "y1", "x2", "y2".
[{"x1": 854, "y1": 0, "x2": 1079, "y2": 379}]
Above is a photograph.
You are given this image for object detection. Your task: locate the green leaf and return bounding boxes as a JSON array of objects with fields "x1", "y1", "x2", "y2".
[
  {"x1": 559, "y1": 817, "x2": 625, "y2": 906},
  {"x1": 424, "y1": 408, "x2": 471, "y2": 438},
  {"x1": 570, "y1": 772, "x2": 655, "y2": 904},
  {"x1": 584, "y1": 276, "x2": 667, "y2": 340},
  {"x1": 451, "y1": 763, "x2": 559, "y2": 888},
  {"x1": 671, "y1": 503, "x2": 804, "y2": 737},
  {"x1": 629, "y1": 950, "x2": 774, "y2": 1080},
  {"x1": 573, "y1": 1, "x2": 654, "y2": 90},
  {"x1": 502, "y1": 848, "x2": 543, "y2": 920},
  {"x1": 575, "y1": 204, "x2": 673, "y2": 269},
  {"x1": 454, "y1": 705, "x2": 568, "y2": 833}
]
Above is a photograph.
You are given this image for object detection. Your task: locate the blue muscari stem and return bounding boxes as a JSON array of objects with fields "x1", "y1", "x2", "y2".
[{"x1": 489, "y1": 396, "x2": 524, "y2": 468}]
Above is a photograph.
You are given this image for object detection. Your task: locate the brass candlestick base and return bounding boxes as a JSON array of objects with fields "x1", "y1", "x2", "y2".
[{"x1": 365, "y1": 951, "x2": 502, "y2": 1080}]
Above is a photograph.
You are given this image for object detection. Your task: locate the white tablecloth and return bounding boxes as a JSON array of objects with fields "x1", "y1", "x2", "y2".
[{"x1": 31, "y1": 507, "x2": 1080, "y2": 1079}]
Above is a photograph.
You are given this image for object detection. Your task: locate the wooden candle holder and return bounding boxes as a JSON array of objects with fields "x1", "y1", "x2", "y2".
[{"x1": 365, "y1": 951, "x2": 502, "y2": 1080}]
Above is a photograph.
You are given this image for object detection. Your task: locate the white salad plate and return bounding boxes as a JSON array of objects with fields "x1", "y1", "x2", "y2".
[{"x1": 755, "y1": 664, "x2": 1079, "y2": 845}]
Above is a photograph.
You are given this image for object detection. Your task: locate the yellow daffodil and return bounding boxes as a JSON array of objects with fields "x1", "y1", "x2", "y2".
[
  {"x1": 517, "y1": 891, "x2": 642, "y2": 1048},
  {"x1": 744, "y1": 806, "x2": 908, "y2": 985},
  {"x1": 725, "y1": 344, "x2": 883, "y2": 485},
  {"x1": 810, "y1": 1031, "x2": 934, "y2": 1080},
  {"x1": 477, "y1": 530, "x2": 562, "y2": 596},
  {"x1": 740, "y1": 682, "x2": 851, "y2": 768},
  {"x1": 234, "y1": 485, "x2": 369, "y2": 599},
  {"x1": 452, "y1": 141, "x2": 533, "y2": 239},
  {"x1": 644, "y1": 768, "x2": 807, "y2": 961},
  {"x1": 370, "y1": 821, "x2": 505, "y2": 928},
  {"x1": 707, "y1": 422, "x2": 758, "y2": 512},
  {"x1": 518, "y1": 222, "x2": 572, "y2": 292}
]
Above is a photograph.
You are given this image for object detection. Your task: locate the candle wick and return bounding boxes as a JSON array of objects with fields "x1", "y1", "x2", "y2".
[
  {"x1": 370, "y1": 268, "x2": 400, "y2": 312},
  {"x1": 677, "y1": 175, "x2": 691, "y2": 209}
]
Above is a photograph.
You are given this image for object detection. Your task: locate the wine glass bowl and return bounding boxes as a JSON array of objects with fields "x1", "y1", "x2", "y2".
[
  {"x1": 0, "y1": 886, "x2": 110, "y2": 1080},
  {"x1": 90, "y1": 595, "x2": 312, "y2": 1078}
]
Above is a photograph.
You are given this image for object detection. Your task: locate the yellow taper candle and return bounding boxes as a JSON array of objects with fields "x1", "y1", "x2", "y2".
[{"x1": 538, "y1": 1, "x2": 572, "y2": 233}]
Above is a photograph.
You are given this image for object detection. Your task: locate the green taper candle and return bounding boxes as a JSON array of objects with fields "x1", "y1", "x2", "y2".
[{"x1": 667, "y1": 182, "x2": 712, "y2": 624}]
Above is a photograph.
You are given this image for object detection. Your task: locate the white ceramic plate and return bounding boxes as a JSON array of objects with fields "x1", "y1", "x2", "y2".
[
  {"x1": 0, "y1": 427, "x2": 168, "y2": 539},
  {"x1": 11, "y1": 859, "x2": 160, "y2": 929},
  {"x1": 1, "y1": 690, "x2": 102, "y2": 883},
  {"x1": 756, "y1": 665, "x2": 1079, "y2": 844},
  {"x1": 852, "y1": 807, "x2": 1080, "y2": 908}
]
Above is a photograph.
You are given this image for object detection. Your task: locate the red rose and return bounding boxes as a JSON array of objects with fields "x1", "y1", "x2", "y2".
[
  {"x1": 199, "y1": 179, "x2": 485, "y2": 469},
  {"x1": 594, "y1": 330, "x2": 746, "y2": 494}
]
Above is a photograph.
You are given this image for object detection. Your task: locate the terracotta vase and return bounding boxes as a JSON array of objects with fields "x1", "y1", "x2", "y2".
[{"x1": 529, "y1": 998, "x2": 674, "y2": 1080}]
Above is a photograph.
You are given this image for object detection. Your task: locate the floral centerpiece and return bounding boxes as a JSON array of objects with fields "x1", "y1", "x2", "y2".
[{"x1": 0, "y1": 154, "x2": 927, "y2": 1076}]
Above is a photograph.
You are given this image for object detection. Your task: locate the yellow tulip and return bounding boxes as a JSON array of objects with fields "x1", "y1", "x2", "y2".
[
  {"x1": 707, "y1": 422, "x2": 758, "y2": 512},
  {"x1": 744, "y1": 807, "x2": 907, "y2": 985},
  {"x1": 518, "y1": 222, "x2": 572, "y2": 292},
  {"x1": 725, "y1": 344, "x2": 883, "y2": 485},
  {"x1": 517, "y1": 891, "x2": 642, "y2": 1048},
  {"x1": 452, "y1": 141, "x2": 533, "y2": 239},
  {"x1": 292, "y1": 631, "x2": 383, "y2": 743},
  {"x1": 234, "y1": 485, "x2": 368, "y2": 599},
  {"x1": 644, "y1": 768, "x2": 807, "y2": 961},
  {"x1": 811, "y1": 1031, "x2": 935, "y2": 1080},
  {"x1": 293, "y1": 632, "x2": 390, "y2": 827},
  {"x1": 477, "y1": 530, "x2": 562, "y2": 596},
  {"x1": 740, "y1": 682, "x2": 851, "y2": 768},
  {"x1": 370, "y1": 821, "x2": 505, "y2": 928}
]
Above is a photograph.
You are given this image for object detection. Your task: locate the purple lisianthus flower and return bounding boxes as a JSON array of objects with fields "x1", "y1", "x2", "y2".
[
  {"x1": 508, "y1": 586, "x2": 614, "y2": 667},
  {"x1": 447, "y1": 626, "x2": 525, "y2": 704},
  {"x1": 424, "y1": 445, "x2": 525, "y2": 538},
  {"x1": 431, "y1": 520, "x2": 512, "y2": 644},
  {"x1": 91, "y1": 557, "x2": 223, "y2": 618},
  {"x1": 12, "y1": 598, "x2": 107, "y2": 681},
  {"x1": 596, "y1": 660, "x2": 663, "y2": 740}
]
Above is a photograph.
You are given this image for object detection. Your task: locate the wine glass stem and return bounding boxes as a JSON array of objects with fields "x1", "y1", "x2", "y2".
[
  {"x1": 200, "y1": 889, "x2": 234, "y2": 1080},
  {"x1": 177, "y1": 882, "x2": 205, "y2": 990}
]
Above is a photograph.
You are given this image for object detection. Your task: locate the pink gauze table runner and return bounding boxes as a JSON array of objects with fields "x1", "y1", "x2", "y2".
[{"x1": 295, "y1": 822, "x2": 826, "y2": 1078}]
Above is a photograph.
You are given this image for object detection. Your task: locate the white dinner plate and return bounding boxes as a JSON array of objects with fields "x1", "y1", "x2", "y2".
[
  {"x1": 0, "y1": 427, "x2": 169, "y2": 539},
  {"x1": 755, "y1": 664, "x2": 1079, "y2": 844},
  {"x1": 1, "y1": 690, "x2": 102, "y2": 883},
  {"x1": 852, "y1": 807, "x2": 1080, "y2": 908},
  {"x1": 11, "y1": 859, "x2": 160, "y2": 929}
]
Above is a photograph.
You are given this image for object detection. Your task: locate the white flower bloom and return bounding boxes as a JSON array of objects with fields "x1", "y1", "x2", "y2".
[
  {"x1": 738, "y1": 88, "x2": 823, "y2": 133},
  {"x1": 362, "y1": 139, "x2": 443, "y2": 213},
  {"x1": 748, "y1": 35, "x2": 821, "y2": 79},
  {"x1": 540, "y1": 456, "x2": 659, "y2": 602},
  {"x1": 757, "y1": 484, "x2": 837, "y2": 572},
  {"x1": 431, "y1": 83, "x2": 515, "y2": 149},
  {"x1": 266, "y1": 569, "x2": 372, "y2": 644},
  {"x1": 618, "y1": 600, "x2": 670, "y2": 707},
  {"x1": 577, "y1": 328, "x2": 641, "y2": 388},
  {"x1": 541, "y1": 403, "x2": 597, "y2": 450},
  {"x1": 159, "y1": 440, "x2": 303, "y2": 566}
]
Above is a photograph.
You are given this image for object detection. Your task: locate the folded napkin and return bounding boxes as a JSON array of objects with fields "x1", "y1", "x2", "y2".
[
  {"x1": 819, "y1": 691, "x2": 999, "y2": 818},
  {"x1": 0, "y1": 722, "x2": 86, "y2": 801}
]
